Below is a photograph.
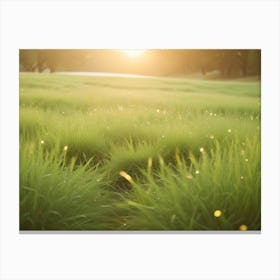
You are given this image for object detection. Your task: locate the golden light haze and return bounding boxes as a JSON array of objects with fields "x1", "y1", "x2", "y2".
[
  {"x1": 121, "y1": 49, "x2": 146, "y2": 58},
  {"x1": 20, "y1": 49, "x2": 261, "y2": 78}
]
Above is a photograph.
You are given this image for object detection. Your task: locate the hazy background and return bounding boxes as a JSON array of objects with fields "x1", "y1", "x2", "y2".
[{"x1": 19, "y1": 49, "x2": 261, "y2": 79}]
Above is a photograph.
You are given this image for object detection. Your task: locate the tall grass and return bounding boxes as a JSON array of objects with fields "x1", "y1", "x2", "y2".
[
  {"x1": 20, "y1": 73, "x2": 261, "y2": 230},
  {"x1": 20, "y1": 141, "x2": 125, "y2": 230},
  {"x1": 116, "y1": 137, "x2": 260, "y2": 230}
]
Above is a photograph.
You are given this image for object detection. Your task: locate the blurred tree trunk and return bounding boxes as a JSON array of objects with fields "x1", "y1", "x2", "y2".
[{"x1": 238, "y1": 50, "x2": 249, "y2": 77}]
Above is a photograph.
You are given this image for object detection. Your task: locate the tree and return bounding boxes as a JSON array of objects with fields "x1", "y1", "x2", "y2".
[
  {"x1": 238, "y1": 50, "x2": 249, "y2": 77},
  {"x1": 19, "y1": 50, "x2": 38, "y2": 71}
]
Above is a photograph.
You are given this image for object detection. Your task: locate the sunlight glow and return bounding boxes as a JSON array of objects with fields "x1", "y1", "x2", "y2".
[
  {"x1": 122, "y1": 50, "x2": 146, "y2": 58},
  {"x1": 148, "y1": 157, "x2": 153, "y2": 169},
  {"x1": 239, "y1": 224, "x2": 248, "y2": 231},
  {"x1": 214, "y1": 210, "x2": 222, "y2": 217},
  {"x1": 119, "y1": 170, "x2": 133, "y2": 182}
]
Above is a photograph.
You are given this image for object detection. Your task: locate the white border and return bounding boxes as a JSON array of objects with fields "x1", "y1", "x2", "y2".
[{"x1": 1, "y1": 1, "x2": 279, "y2": 279}]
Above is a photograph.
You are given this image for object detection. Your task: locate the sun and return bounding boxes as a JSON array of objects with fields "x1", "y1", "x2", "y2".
[{"x1": 122, "y1": 50, "x2": 146, "y2": 58}]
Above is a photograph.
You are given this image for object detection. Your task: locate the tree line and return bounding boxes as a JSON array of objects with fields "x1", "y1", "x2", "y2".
[{"x1": 20, "y1": 49, "x2": 260, "y2": 78}]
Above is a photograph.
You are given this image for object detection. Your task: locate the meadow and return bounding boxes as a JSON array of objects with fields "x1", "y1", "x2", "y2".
[{"x1": 20, "y1": 73, "x2": 261, "y2": 231}]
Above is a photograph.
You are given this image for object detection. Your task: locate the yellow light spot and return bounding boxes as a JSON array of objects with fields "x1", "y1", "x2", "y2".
[
  {"x1": 210, "y1": 135, "x2": 215, "y2": 139},
  {"x1": 245, "y1": 158, "x2": 249, "y2": 162},
  {"x1": 119, "y1": 171, "x2": 133, "y2": 182},
  {"x1": 195, "y1": 170, "x2": 200, "y2": 175},
  {"x1": 186, "y1": 175, "x2": 193, "y2": 180},
  {"x1": 147, "y1": 157, "x2": 153, "y2": 169},
  {"x1": 239, "y1": 224, "x2": 248, "y2": 231},
  {"x1": 214, "y1": 210, "x2": 222, "y2": 217},
  {"x1": 199, "y1": 147, "x2": 204, "y2": 153},
  {"x1": 63, "y1": 145, "x2": 68, "y2": 152},
  {"x1": 156, "y1": 109, "x2": 160, "y2": 113},
  {"x1": 240, "y1": 176, "x2": 244, "y2": 180},
  {"x1": 40, "y1": 140, "x2": 44, "y2": 144},
  {"x1": 228, "y1": 129, "x2": 232, "y2": 133}
]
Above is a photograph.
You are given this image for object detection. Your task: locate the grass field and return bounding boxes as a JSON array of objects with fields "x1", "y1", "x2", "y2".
[{"x1": 20, "y1": 73, "x2": 261, "y2": 231}]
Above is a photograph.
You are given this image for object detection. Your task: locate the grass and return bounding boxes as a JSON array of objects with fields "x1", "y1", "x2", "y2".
[{"x1": 20, "y1": 73, "x2": 261, "y2": 230}]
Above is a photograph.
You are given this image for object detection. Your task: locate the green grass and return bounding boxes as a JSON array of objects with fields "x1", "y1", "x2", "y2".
[{"x1": 20, "y1": 73, "x2": 261, "y2": 230}]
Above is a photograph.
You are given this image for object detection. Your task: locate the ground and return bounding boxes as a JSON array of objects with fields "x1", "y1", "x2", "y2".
[{"x1": 20, "y1": 73, "x2": 261, "y2": 230}]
